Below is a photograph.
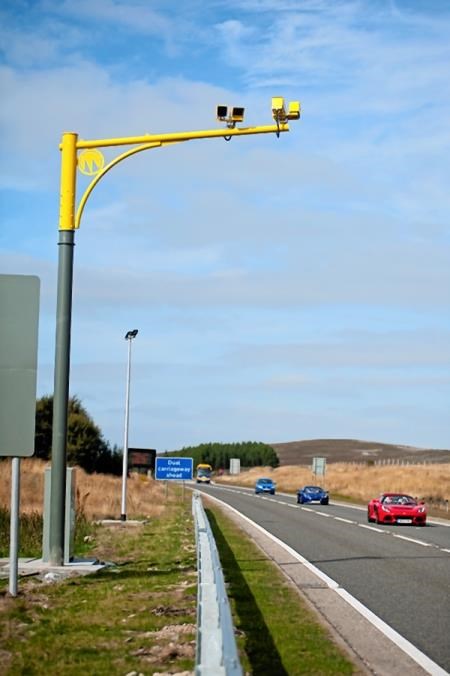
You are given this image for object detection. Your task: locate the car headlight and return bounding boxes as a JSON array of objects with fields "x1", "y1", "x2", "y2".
[
  {"x1": 417, "y1": 507, "x2": 426, "y2": 513},
  {"x1": 381, "y1": 505, "x2": 391, "y2": 513}
]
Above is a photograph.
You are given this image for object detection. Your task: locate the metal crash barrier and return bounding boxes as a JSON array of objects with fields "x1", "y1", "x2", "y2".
[{"x1": 192, "y1": 492, "x2": 243, "y2": 676}]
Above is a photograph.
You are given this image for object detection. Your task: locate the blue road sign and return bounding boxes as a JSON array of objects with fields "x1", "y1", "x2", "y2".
[{"x1": 155, "y1": 457, "x2": 193, "y2": 480}]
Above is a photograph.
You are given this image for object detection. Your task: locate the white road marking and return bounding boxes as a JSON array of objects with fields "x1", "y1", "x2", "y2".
[
  {"x1": 358, "y1": 524, "x2": 386, "y2": 533},
  {"x1": 334, "y1": 517, "x2": 354, "y2": 524},
  {"x1": 314, "y1": 511, "x2": 332, "y2": 517},
  {"x1": 198, "y1": 491, "x2": 447, "y2": 676},
  {"x1": 392, "y1": 534, "x2": 433, "y2": 547},
  {"x1": 336, "y1": 588, "x2": 448, "y2": 676}
]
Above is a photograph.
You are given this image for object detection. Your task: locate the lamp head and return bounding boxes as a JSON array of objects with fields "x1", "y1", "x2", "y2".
[{"x1": 125, "y1": 329, "x2": 138, "y2": 340}]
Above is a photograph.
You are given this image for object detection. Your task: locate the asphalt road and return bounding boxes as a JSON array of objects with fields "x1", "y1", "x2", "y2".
[{"x1": 194, "y1": 483, "x2": 450, "y2": 672}]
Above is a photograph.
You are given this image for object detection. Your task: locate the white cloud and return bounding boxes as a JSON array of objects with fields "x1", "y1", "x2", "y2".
[{"x1": 2, "y1": 0, "x2": 450, "y2": 450}]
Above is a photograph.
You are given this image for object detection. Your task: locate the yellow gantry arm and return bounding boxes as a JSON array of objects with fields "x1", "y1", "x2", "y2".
[
  {"x1": 59, "y1": 97, "x2": 300, "y2": 231},
  {"x1": 72, "y1": 122, "x2": 290, "y2": 150}
]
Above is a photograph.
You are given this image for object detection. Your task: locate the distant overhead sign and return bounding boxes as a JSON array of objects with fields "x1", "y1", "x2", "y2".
[{"x1": 155, "y1": 457, "x2": 193, "y2": 481}]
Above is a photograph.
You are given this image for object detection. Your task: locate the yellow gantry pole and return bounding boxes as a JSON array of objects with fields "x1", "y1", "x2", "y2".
[
  {"x1": 58, "y1": 132, "x2": 78, "y2": 230},
  {"x1": 50, "y1": 101, "x2": 300, "y2": 564}
]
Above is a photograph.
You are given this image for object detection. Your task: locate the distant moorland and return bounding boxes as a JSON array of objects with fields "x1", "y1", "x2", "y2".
[{"x1": 270, "y1": 438, "x2": 450, "y2": 466}]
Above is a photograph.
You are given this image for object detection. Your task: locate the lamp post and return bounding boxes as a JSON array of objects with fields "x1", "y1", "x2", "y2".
[{"x1": 121, "y1": 329, "x2": 138, "y2": 521}]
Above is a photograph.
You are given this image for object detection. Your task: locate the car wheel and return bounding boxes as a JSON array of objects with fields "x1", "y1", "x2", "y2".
[
  {"x1": 321, "y1": 499, "x2": 329, "y2": 505},
  {"x1": 367, "y1": 509, "x2": 373, "y2": 523},
  {"x1": 374, "y1": 509, "x2": 381, "y2": 524},
  {"x1": 271, "y1": 490, "x2": 275, "y2": 495}
]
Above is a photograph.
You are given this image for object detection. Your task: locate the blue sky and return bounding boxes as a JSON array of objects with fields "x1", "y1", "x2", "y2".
[{"x1": 1, "y1": 0, "x2": 449, "y2": 452}]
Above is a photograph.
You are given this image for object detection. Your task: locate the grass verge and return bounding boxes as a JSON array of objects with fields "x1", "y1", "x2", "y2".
[
  {"x1": 1, "y1": 491, "x2": 359, "y2": 675},
  {"x1": 206, "y1": 505, "x2": 357, "y2": 675},
  {"x1": 0, "y1": 498, "x2": 197, "y2": 675}
]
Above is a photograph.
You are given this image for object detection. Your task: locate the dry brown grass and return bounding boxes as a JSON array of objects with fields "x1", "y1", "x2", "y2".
[
  {"x1": 0, "y1": 459, "x2": 167, "y2": 520},
  {"x1": 1, "y1": 459, "x2": 448, "y2": 519},
  {"x1": 215, "y1": 463, "x2": 450, "y2": 504}
]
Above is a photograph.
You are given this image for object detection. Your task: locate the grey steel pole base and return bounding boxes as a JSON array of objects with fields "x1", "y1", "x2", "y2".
[
  {"x1": 120, "y1": 514, "x2": 127, "y2": 522},
  {"x1": 50, "y1": 229, "x2": 75, "y2": 566}
]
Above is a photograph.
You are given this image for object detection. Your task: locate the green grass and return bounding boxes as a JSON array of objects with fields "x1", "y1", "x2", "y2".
[
  {"x1": 207, "y1": 506, "x2": 356, "y2": 675},
  {"x1": 0, "y1": 500, "x2": 197, "y2": 675},
  {"x1": 1, "y1": 494, "x2": 358, "y2": 675}
]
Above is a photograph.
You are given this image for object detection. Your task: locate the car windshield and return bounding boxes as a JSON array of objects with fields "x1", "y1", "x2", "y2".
[
  {"x1": 382, "y1": 495, "x2": 416, "y2": 505},
  {"x1": 258, "y1": 479, "x2": 272, "y2": 484},
  {"x1": 305, "y1": 486, "x2": 322, "y2": 492}
]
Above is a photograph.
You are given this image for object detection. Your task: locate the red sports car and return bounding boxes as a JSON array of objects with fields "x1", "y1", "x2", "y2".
[{"x1": 367, "y1": 493, "x2": 427, "y2": 526}]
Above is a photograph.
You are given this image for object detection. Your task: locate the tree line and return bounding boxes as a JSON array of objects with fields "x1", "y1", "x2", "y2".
[
  {"x1": 166, "y1": 441, "x2": 279, "y2": 470},
  {"x1": 34, "y1": 395, "x2": 122, "y2": 475},
  {"x1": 30, "y1": 396, "x2": 279, "y2": 475}
]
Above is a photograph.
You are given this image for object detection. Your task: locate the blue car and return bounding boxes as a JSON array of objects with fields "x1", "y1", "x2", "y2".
[
  {"x1": 255, "y1": 478, "x2": 276, "y2": 495},
  {"x1": 297, "y1": 485, "x2": 329, "y2": 505}
]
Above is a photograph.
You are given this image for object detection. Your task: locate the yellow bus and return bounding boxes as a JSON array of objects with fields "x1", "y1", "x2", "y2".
[{"x1": 196, "y1": 463, "x2": 212, "y2": 484}]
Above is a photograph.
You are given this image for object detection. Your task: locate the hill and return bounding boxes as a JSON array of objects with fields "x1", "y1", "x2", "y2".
[{"x1": 269, "y1": 438, "x2": 450, "y2": 466}]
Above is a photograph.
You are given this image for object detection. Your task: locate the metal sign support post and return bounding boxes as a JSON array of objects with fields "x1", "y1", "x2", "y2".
[{"x1": 9, "y1": 458, "x2": 20, "y2": 597}]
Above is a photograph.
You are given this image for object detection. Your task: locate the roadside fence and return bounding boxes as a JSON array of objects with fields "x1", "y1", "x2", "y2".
[{"x1": 343, "y1": 458, "x2": 448, "y2": 466}]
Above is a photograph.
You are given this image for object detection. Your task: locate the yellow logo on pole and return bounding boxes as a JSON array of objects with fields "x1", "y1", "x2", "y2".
[{"x1": 77, "y1": 149, "x2": 105, "y2": 176}]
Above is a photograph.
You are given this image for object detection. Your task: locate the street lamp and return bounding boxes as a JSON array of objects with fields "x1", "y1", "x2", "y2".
[{"x1": 120, "y1": 329, "x2": 138, "y2": 521}]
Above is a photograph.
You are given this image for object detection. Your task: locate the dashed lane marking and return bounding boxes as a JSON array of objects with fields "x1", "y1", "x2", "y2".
[
  {"x1": 392, "y1": 534, "x2": 433, "y2": 547},
  {"x1": 201, "y1": 487, "x2": 450, "y2": 553},
  {"x1": 358, "y1": 524, "x2": 386, "y2": 533}
]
